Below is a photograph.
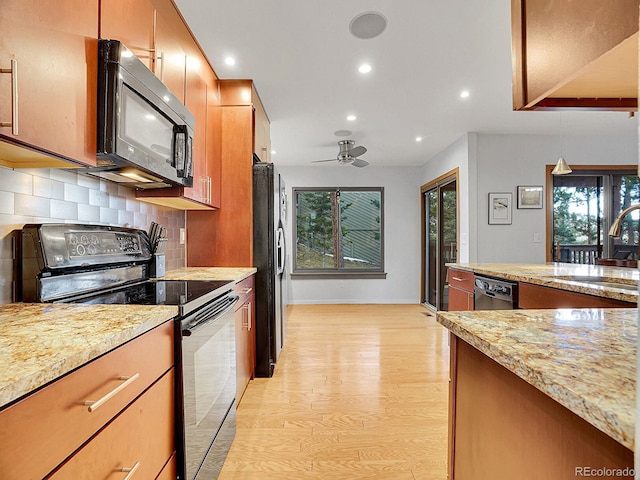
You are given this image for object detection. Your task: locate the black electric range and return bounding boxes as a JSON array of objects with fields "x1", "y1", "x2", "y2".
[
  {"x1": 67, "y1": 279, "x2": 235, "y2": 316},
  {"x1": 17, "y1": 223, "x2": 233, "y2": 315}
]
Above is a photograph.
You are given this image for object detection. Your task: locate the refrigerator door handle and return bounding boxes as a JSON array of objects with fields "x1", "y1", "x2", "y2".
[{"x1": 276, "y1": 226, "x2": 285, "y2": 275}]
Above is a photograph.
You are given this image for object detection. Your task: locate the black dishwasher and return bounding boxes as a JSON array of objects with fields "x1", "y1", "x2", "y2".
[{"x1": 474, "y1": 275, "x2": 518, "y2": 310}]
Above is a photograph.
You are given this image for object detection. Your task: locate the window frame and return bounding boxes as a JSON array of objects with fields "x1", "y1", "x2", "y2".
[
  {"x1": 545, "y1": 164, "x2": 639, "y2": 262},
  {"x1": 291, "y1": 186, "x2": 386, "y2": 279}
]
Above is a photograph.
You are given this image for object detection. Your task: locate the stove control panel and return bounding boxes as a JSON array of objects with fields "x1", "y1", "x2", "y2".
[
  {"x1": 65, "y1": 232, "x2": 141, "y2": 257},
  {"x1": 20, "y1": 223, "x2": 152, "y2": 271}
]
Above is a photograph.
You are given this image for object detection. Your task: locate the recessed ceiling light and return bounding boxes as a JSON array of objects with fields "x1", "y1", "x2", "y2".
[
  {"x1": 271, "y1": 150, "x2": 276, "y2": 155},
  {"x1": 460, "y1": 90, "x2": 470, "y2": 99},
  {"x1": 416, "y1": 136, "x2": 423, "y2": 142},
  {"x1": 224, "y1": 56, "x2": 236, "y2": 66},
  {"x1": 358, "y1": 64, "x2": 372, "y2": 74},
  {"x1": 334, "y1": 130, "x2": 352, "y2": 137},
  {"x1": 346, "y1": 115, "x2": 357, "y2": 122}
]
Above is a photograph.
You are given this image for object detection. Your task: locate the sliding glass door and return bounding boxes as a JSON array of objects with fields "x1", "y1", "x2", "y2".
[{"x1": 422, "y1": 173, "x2": 458, "y2": 311}]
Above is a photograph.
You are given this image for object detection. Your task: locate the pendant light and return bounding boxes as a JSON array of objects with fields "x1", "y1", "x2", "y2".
[{"x1": 552, "y1": 113, "x2": 572, "y2": 175}]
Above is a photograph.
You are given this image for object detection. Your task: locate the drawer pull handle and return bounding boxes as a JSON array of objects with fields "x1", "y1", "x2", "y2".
[
  {"x1": 242, "y1": 303, "x2": 252, "y2": 330},
  {"x1": 242, "y1": 287, "x2": 253, "y2": 294},
  {"x1": 0, "y1": 58, "x2": 18, "y2": 135},
  {"x1": 83, "y1": 373, "x2": 140, "y2": 412},
  {"x1": 120, "y1": 461, "x2": 141, "y2": 480},
  {"x1": 451, "y1": 276, "x2": 465, "y2": 282}
]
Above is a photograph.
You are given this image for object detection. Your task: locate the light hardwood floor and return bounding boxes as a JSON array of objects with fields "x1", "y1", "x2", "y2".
[{"x1": 219, "y1": 304, "x2": 450, "y2": 480}]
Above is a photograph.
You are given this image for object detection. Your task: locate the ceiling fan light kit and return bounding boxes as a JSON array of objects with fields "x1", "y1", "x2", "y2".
[{"x1": 312, "y1": 140, "x2": 370, "y2": 167}]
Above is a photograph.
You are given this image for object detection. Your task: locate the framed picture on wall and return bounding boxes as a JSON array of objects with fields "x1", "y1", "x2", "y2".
[
  {"x1": 488, "y1": 193, "x2": 512, "y2": 224},
  {"x1": 517, "y1": 185, "x2": 543, "y2": 209}
]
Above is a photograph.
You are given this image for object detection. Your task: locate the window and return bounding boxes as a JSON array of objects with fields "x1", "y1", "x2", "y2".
[
  {"x1": 550, "y1": 167, "x2": 639, "y2": 263},
  {"x1": 293, "y1": 187, "x2": 385, "y2": 277}
]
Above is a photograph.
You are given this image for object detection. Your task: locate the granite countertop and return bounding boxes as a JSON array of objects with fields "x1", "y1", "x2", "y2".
[
  {"x1": 0, "y1": 267, "x2": 256, "y2": 409},
  {"x1": 437, "y1": 308, "x2": 637, "y2": 450},
  {"x1": 0, "y1": 303, "x2": 178, "y2": 409},
  {"x1": 160, "y1": 266, "x2": 256, "y2": 282},
  {"x1": 449, "y1": 262, "x2": 639, "y2": 303}
]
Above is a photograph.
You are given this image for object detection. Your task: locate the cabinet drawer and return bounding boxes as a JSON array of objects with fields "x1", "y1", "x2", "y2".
[
  {"x1": 234, "y1": 275, "x2": 255, "y2": 310},
  {"x1": 447, "y1": 268, "x2": 475, "y2": 292},
  {"x1": 0, "y1": 321, "x2": 174, "y2": 480},
  {"x1": 48, "y1": 369, "x2": 175, "y2": 479}
]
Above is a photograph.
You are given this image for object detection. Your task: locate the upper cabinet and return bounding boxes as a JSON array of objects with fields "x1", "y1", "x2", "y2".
[
  {"x1": 511, "y1": 0, "x2": 639, "y2": 111},
  {"x1": 220, "y1": 80, "x2": 271, "y2": 163},
  {"x1": 0, "y1": 0, "x2": 99, "y2": 168},
  {"x1": 102, "y1": 0, "x2": 221, "y2": 210}
]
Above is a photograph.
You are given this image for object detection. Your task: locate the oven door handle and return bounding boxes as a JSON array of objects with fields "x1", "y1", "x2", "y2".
[{"x1": 182, "y1": 295, "x2": 239, "y2": 336}]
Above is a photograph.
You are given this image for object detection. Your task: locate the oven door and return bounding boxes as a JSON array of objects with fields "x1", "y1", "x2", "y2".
[{"x1": 177, "y1": 294, "x2": 239, "y2": 480}]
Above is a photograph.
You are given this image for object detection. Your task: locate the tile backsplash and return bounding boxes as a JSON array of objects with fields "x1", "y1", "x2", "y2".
[{"x1": 0, "y1": 166, "x2": 186, "y2": 305}]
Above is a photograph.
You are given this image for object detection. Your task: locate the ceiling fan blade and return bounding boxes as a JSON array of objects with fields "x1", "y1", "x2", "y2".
[
  {"x1": 312, "y1": 158, "x2": 338, "y2": 163},
  {"x1": 349, "y1": 145, "x2": 367, "y2": 157},
  {"x1": 351, "y1": 158, "x2": 369, "y2": 167}
]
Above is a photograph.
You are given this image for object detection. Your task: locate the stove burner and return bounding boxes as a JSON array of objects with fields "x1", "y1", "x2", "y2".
[{"x1": 65, "y1": 279, "x2": 234, "y2": 316}]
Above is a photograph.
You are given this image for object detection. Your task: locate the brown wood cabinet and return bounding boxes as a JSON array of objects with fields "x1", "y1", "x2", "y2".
[
  {"x1": 99, "y1": 0, "x2": 155, "y2": 70},
  {"x1": 511, "y1": 0, "x2": 639, "y2": 111},
  {"x1": 49, "y1": 369, "x2": 175, "y2": 479},
  {"x1": 104, "y1": 0, "x2": 222, "y2": 210},
  {"x1": 448, "y1": 335, "x2": 633, "y2": 479},
  {"x1": 0, "y1": 321, "x2": 174, "y2": 480},
  {"x1": 186, "y1": 80, "x2": 270, "y2": 266},
  {"x1": 518, "y1": 282, "x2": 636, "y2": 309},
  {"x1": 235, "y1": 275, "x2": 256, "y2": 403},
  {"x1": 446, "y1": 268, "x2": 475, "y2": 311},
  {"x1": 0, "y1": 0, "x2": 99, "y2": 168}
]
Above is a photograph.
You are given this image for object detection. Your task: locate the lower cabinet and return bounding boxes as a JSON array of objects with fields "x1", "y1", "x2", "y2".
[
  {"x1": 447, "y1": 268, "x2": 475, "y2": 311},
  {"x1": 0, "y1": 321, "x2": 175, "y2": 480},
  {"x1": 448, "y1": 335, "x2": 633, "y2": 479},
  {"x1": 235, "y1": 275, "x2": 255, "y2": 404},
  {"x1": 519, "y1": 282, "x2": 636, "y2": 308},
  {"x1": 49, "y1": 370, "x2": 175, "y2": 479}
]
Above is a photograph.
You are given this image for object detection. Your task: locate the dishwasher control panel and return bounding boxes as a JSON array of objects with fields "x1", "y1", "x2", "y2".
[{"x1": 474, "y1": 275, "x2": 518, "y2": 309}]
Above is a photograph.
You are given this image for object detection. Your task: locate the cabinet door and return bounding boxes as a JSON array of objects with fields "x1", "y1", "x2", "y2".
[
  {"x1": 0, "y1": 0, "x2": 98, "y2": 167},
  {"x1": 99, "y1": 0, "x2": 155, "y2": 70},
  {"x1": 253, "y1": 97, "x2": 271, "y2": 162},
  {"x1": 154, "y1": 5, "x2": 186, "y2": 102},
  {"x1": 448, "y1": 285, "x2": 474, "y2": 311},
  {"x1": 235, "y1": 275, "x2": 255, "y2": 403},
  {"x1": 182, "y1": 51, "x2": 208, "y2": 204}
]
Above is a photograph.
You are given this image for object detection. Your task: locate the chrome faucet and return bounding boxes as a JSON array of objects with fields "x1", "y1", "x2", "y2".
[{"x1": 608, "y1": 203, "x2": 640, "y2": 237}]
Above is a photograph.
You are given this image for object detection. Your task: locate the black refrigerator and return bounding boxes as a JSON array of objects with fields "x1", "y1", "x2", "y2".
[{"x1": 253, "y1": 160, "x2": 288, "y2": 377}]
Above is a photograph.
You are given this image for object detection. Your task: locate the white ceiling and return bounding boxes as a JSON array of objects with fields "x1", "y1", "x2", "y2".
[{"x1": 174, "y1": 0, "x2": 637, "y2": 168}]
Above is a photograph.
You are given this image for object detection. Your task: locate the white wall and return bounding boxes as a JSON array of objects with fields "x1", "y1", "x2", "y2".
[
  {"x1": 278, "y1": 165, "x2": 422, "y2": 304},
  {"x1": 474, "y1": 133, "x2": 637, "y2": 263},
  {"x1": 420, "y1": 134, "x2": 475, "y2": 263},
  {"x1": 420, "y1": 132, "x2": 638, "y2": 265}
]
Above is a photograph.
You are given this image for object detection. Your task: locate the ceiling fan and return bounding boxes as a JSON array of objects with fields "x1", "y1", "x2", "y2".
[{"x1": 312, "y1": 140, "x2": 369, "y2": 167}]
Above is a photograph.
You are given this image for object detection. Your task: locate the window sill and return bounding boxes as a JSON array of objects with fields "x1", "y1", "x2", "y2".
[{"x1": 290, "y1": 271, "x2": 387, "y2": 280}]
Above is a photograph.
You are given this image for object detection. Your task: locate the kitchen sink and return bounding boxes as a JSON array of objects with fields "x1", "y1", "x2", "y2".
[{"x1": 552, "y1": 276, "x2": 638, "y2": 291}]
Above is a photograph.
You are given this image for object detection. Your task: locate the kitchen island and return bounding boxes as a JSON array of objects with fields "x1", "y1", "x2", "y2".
[
  {"x1": 437, "y1": 307, "x2": 635, "y2": 479},
  {"x1": 448, "y1": 262, "x2": 638, "y2": 305}
]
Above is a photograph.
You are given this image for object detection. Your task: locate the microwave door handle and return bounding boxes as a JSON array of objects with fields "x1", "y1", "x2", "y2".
[{"x1": 173, "y1": 125, "x2": 187, "y2": 175}]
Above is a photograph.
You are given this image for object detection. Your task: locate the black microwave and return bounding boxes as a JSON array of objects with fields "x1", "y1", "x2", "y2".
[{"x1": 85, "y1": 39, "x2": 195, "y2": 189}]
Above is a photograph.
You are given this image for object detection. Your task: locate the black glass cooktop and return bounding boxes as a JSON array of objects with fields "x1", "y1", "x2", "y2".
[{"x1": 67, "y1": 279, "x2": 234, "y2": 313}]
